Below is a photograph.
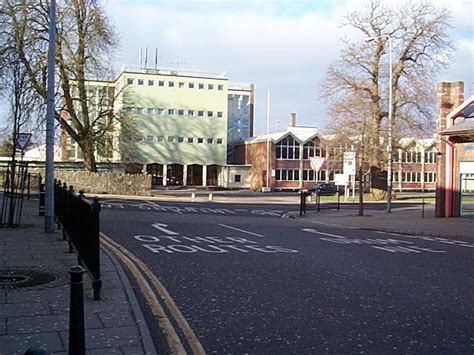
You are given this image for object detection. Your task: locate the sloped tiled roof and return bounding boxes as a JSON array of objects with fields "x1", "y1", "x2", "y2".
[
  {"x1": 440, "y1": 95, "x2": 474, "y2": 137},
  {"x1": 440, "y1": 118, "x2": 474, "y2": 135},
  {"x1": 399, "y1": 137, "x2": 436, "y2": 148},
  {"x1": 246, "y1": 126, "x2": 320, "y2": 145}
]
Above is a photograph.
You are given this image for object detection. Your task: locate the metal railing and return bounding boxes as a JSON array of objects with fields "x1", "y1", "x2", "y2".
[
  {"x1": 26, "y1": 173, "x2": 42, "y2": 200},
  {"x1": 299, "y1": 190, "x2": 341, "y2": 216},
  {"x1": 54, "y1": 180, "x2": 101, "y2": 300},
  {"x1": 1, "y1": 162, "x2": 28, "y2": 227},
  {"x1": 315, "y1": 192, "x2": 341, "y2": 213}
]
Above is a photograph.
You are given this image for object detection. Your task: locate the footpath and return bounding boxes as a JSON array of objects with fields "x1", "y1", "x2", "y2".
[
  {"x1": 296, "y1": 203, "x2": 474, "y2": 239},
  {"x1": 0, "y1": 198, "x2": 156, "y2": 354},
  {"x1": 1, "y1": 193, "x2": 472, "y2": 354}
]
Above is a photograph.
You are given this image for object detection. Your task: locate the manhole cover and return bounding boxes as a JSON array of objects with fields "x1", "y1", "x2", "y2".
[{"x1": 0, "y1": 269, "x2": 57, "y2": 289}]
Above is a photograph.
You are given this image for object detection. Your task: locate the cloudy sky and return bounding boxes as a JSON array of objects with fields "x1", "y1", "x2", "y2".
[{"x1": 105, "y1": 0, "x2": 473, "y2": 135}]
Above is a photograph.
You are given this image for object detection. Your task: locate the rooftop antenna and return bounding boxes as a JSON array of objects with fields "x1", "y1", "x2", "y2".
[
  {"x1": 168, "y1": 60, "x2": 187, "y2": 69},
  {"x1": 138, "y1": 48, "x2": 142, "y2": 69},
  {"x1": 154, "y1": 48, "x2": 158, "y2": 69},
  {"x1": 144, "y1": 47, "x2": 148, "y2": 69}
]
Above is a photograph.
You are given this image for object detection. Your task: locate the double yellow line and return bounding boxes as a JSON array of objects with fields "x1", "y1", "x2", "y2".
[{"x1": 101, "y1": 233, "x2": 205, "y2": 354}]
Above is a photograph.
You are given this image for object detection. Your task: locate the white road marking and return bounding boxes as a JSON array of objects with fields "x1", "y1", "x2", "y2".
[
  {"x1": 151, "y1": 223, "x2": 179, "y2": 235},
  {"x1": 219, "y1": 224, "x2": 264, "y2": 238},
  {"x1": 301, "y1": 228, "x2": 347, "y2": 239}
]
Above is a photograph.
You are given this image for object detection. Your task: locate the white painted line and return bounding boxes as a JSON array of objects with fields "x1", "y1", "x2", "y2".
[
  {"x1": 152, "y1": 222, "x2": 179, "y2": 235},
  {"x1": 302, "y1": 228, "x2": 347, "y2": 239},
  {"x1": 219, "y1": 224, "x2": 264, "y2": 238},
  {"x1": 373, "y1": 231, "x2": 404, "y2": 236}
]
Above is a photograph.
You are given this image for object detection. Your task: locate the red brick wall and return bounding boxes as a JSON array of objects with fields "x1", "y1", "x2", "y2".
[
  {"x1": 233, "y1": 144, "x2": 246, "y2": 164},
  {"x1": 245, "y1": 141, "x2": 275, "y2": 190},
  {"x1": 436, "y1": 81, "x2": 464, "y2": 217}
]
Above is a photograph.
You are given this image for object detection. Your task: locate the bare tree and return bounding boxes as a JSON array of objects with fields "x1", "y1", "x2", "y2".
[
  {"x1": 320, "y1": 0, "x2": 454, "y2": 167},
  {"x1": 0, "y1": 0, "x2": 129, "y2": 172},
  {"x1": 324, "y1": 94, "x2": 372, "y2": 214}
]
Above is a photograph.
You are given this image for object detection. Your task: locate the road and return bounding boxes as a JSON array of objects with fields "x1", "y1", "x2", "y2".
[{"x1": 101, "y1": 198, "x2": 474, "y2": 353}]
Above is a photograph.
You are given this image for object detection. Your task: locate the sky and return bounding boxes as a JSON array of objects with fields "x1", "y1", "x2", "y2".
[
  {"x1": 104, "y1": 0, "x2": 473, "y2": 135},
  {"x1": 0, "y1": 0, "x2": 472, "y2": 139}
]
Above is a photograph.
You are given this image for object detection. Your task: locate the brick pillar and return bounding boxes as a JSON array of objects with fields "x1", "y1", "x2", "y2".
[{"x1": 435, "y1": 81, "x2": 464, "y2": 217}]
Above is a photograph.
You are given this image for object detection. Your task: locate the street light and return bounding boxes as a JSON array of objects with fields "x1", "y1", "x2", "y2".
[{"x1": 366, "y1": 34, "x2": 393, "y2": 213}]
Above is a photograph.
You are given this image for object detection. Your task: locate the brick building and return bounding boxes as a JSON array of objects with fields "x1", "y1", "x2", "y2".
[
  {"x1": 393, "y1": 138, "x2": 438, "y2": 191},
  {"x1": 233, "y1": 114, "x2": 326, "y2": 191},
  {"x1": 436, "y1": 81, "x2": 474, "y2": 217}
]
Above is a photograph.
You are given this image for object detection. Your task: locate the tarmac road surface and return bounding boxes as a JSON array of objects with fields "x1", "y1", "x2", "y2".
[{"x1": 101, "y1": 199, "x2": 474, "y2": 353}]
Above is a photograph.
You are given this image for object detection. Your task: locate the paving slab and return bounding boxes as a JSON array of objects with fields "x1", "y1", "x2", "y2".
[{"x1": 0, "y1": 197, "x2": 156, "y2": 354}]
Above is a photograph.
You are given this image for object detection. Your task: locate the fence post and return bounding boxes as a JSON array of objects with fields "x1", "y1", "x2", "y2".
[
  {"x1": 68, "y1": 265, "x2": 86, "y2": 355},
  {"x1": 39, "y1": 183, "x2": 45, "y2": 216},
  {"x1": 27, "y1": 173, "x2": 31, "y2": 200},
  {"x1": 337, "y1": 191, "x2": 340, "y2": 212},
  {"x1": 67, "y1": 185, "x2": 75, "y2": 253},
  {"x1": 422, "y1": 197, "x2": 425, "y2": 219},
  {"x1": 91, "y1": 197, "x2": 102, "y2": 301}
]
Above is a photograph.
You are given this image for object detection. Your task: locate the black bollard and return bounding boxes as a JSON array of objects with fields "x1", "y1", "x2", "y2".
[
  {"x1": 24, "y1": 347, "x2": 51, "y2": 355},
  {"x1": 69, "y1": 265, "x2": 86, "y2": 355},
  {"x1": 422, "y1": 197, "x2": 425, "y2": 218},
  {"x1": 300, "y1": 191, "x2": 304, "y2": 216}
]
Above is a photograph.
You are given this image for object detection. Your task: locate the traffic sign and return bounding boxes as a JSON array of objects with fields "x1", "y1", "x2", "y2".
[
  {"x1": 310, "y1": 157, "x2": 326, "y2": 172},
  {"x1": 16, "y1": 133, "x2": 32, "y2": 151}
]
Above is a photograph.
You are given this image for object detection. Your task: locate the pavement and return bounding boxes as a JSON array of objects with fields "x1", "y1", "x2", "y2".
[
  {"x1": 296, "y1": 203, "x2": 474, "y2": 239},
  {"x1": 0, "y1": 198, "x2": 156, "y2": 354},
  {"x1": 0, "y1": 192, "x2": 472, "y2": 354}
]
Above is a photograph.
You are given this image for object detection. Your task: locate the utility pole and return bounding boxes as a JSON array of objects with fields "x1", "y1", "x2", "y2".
[{"x1": 45, "y1": 0, "x2": 56, "y2": 233}]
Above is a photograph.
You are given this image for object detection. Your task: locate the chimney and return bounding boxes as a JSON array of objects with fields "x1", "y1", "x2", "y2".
[
  {"x1": 289, "y1": 112, "x2": 296, "y2": 127},
  {"x1": 435, "y1": 81, "x2": 464, "y2": 218}
]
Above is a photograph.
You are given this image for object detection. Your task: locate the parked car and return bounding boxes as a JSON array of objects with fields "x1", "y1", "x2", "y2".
[{"x1": 303, "y1": 183, "x2": 343, "y2": 195}]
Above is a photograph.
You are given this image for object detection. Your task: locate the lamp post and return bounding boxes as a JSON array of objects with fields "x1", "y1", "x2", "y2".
[
  {"x1": 366, "y1": 34, "x2": 393, "y2": 213},
  {"x1": 45, "y1": 0, "x2": 56, "y2": 232}
]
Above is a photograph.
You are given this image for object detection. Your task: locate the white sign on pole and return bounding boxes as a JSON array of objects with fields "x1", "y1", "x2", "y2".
[
  {"x1": 343, "y1": 151, "x2": 356, "y2": 176},
  {"x1": 16, "y1": 133, "x2": 32, "y2": 151},
  {"x1": 310, "y1": 157, "x2": 326, "y2": 172},
  {"x1": 334, "y1": 173, "x2": 348, "y2": 186}
]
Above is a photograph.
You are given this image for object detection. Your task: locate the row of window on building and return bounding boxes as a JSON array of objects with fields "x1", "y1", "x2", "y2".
[
  {"x1": 395, "y1": 150, "x2": 438, "y2": 164},
  {"x1": 274, "y1": 169, "x2": 436, "y2": 183},
  {"x1": 276, "y1": 139, "x2": 325, "y2": 160},
  {"x1": 127, "y1": 78, "x2": 225, "y2": 91},
  {"x1": 393, "y1": 172, "x2": 437, "y2": 183},
  {"x1": 124, "y1": 107, "x2": 224, "y2": 118},
  {"x1": 275, "y1": 169, "x2": 327, "y2": 181},
  {"x1": 138, "y1": 135, "x2": 224, "y2": 145}
]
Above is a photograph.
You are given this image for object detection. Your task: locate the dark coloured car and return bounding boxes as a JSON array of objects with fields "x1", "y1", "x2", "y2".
[{"x1": 305, "y1": 183, "x2": 342, "y2": 195}]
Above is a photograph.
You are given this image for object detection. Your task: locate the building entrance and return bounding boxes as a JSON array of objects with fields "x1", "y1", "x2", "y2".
[
  {"x1": 187, "y1": 165, "x2": 203, "y2": 186},
  {"x1": 207, "y1": 165, "x2": 219, "y2": 186},
  {"x1": 146, "y1": 163, "x2": 163, "y2": 187},
  {"x1": 167, "y1": 164, "x2": 183, "y2": 186}
]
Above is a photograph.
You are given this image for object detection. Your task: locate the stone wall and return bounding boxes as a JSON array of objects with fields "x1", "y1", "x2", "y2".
[{"x1": 54, "y1": 171, "x2": 151, "y2": 196}]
